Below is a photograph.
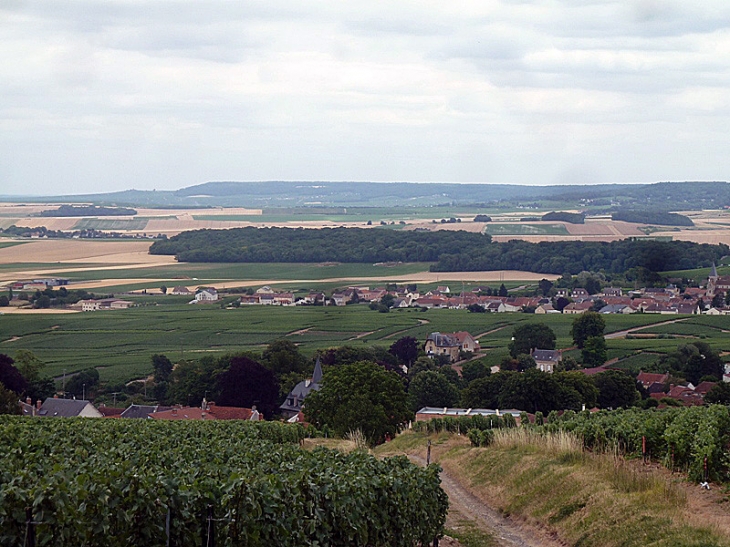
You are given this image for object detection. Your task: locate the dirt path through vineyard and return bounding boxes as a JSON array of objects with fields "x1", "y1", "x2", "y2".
[{"x1": 409, "y1": 455, "x2": 565, "y2": 547}]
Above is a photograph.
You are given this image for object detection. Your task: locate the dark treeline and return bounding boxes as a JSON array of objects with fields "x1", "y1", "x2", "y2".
[
  {"x1": 40, "y1": 205, "x2": 137, "y2": 217},
  {"x1": 149, "y1": 227, "x2": 729, "y2": 274},
  {"x1": 150, "y1": 227, "x2": 492, "y2": 263},
  {"x1": 541, "y1": 211, "x2": 585, "y2": 224},
  {"x1": 612, "y1": 210, "x2": 694, "y2": 226},
  {"x1": 433, "y1": 239, "x2": 728, "y2": 274}
]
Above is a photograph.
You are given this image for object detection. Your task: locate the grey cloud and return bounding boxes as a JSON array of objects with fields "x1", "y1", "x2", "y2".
[{"x1": 2, "y1": 0, "x2": 730, "y2": 194}]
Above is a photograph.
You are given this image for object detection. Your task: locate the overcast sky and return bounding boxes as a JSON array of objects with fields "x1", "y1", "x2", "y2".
[{"x1": 2, "y1": 1, "x2": 730, "y2": 195}]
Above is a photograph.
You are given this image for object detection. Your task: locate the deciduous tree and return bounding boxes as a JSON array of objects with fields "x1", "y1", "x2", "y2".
[
  {"x1": 461, "y1": 360, "x2": 490, "y2": 384},
  {"x1": 571, "y1": 311, "x2": 606, "y2": 349},
  {"x1": 508, "y1": 323, "x2": 556, "y2": 358},
  {"x1": 593, "y1": 370, "x2": 639, "y2": 409},
  {"x1": 581, "y1": 336, "x2": 607, "y2": 367},
  {"x1": 216, "y1": 356, "x2": 279, "y2": 418},
  {"x1": 407, "y1": 371, "x2": 460, "y2": 412},
  {"x1": 388, "y1": 336, "x2": 419, "y2": 367},
  {"x1": 305, "y1": 361, "x2": 412, "y2": 445},
  {"x1": 0, "y1": 354, "x2": 28, "y2": 394}
]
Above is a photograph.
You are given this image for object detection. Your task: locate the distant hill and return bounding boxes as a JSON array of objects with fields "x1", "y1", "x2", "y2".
[{"x1": 6, "y1": 180, "x2": 730, "y2": 209}]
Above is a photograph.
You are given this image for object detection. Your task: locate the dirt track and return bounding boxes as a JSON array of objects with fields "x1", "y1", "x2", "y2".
[{"x1": 409, "y1": 455, "x2": 564, "y2": 547}]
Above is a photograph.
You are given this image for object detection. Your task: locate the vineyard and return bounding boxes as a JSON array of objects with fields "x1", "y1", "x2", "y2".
[
  {"x1": 548, "y1": 406, "x2": 730, "y2": 482},
  {"x1": 0, "y1": 418, "x2": 447, "y2": 547},
  {"x1": 426, "y1": 406, "x2": 730, "y2": 483}
]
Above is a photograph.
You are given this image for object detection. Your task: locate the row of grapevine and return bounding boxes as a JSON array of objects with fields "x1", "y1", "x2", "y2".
[
  {"x1": 523, "y1": 406, "x2": 730, "y2": 482},
  {"x1": 412, "y1": 413, "x2": 516, "y2": 435},
  {"x1": 0, "y1": 418, "x2": 447, "y2": 546},
  {"x1": 430, "y1": 407, "x2": 730, "y2": 482}
]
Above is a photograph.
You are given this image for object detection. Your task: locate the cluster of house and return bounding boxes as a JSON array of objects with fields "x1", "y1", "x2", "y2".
[
  {"x1": 178, "y1": 271, "x2": 730, "y2": 315},
  {"x1": 404, "y1": 283, "x2": 727, "y2": 315},
  {"x1": 75, "y1": 298, "x2": 134, "y2": 311},
  {"x1": 6, "y1": 277, "x2": 69, "y2": 291},
  {"x1": 636, "y1": 372, "x2": 718, "y2": 406},
  {"x1": 19, "y1": 396, "x2": 262, "y2": 421}
]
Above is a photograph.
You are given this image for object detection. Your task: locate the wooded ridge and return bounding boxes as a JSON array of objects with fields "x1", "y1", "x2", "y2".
[{"x1": 149, "y1": 227, "x2": 729, "y2": 274}]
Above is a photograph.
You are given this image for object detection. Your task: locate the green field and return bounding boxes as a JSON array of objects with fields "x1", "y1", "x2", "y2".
[
  {"x1": 43, "y1": 262, "x2": 434, "y2": 282},
  {"x1": 661, "y1": 265, "x2": 730, "y2": 283},
  {"x1": 484, "y1": 223, "x2": 569, "y2": 236},
  {"x1": 0, "y1": 241, "x2": 27, "y2": 249},
  {"x1": 2, "y1": 303, "x2": 727, "y2": 385},
  {"x1": 72, "y1": 218, "x2": 150, "y2": 230}
]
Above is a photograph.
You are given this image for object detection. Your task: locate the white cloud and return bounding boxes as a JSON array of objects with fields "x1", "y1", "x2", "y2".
[{"x1": 1, "y1": 0, "x2": 730, "y2": 194}]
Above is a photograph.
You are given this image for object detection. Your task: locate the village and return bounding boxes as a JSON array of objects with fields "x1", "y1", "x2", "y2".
[
  {"x1": 173, "y1": 269, "x2": 730, "y2": 315},
  {"x1": 13, "y1": 265, "x2": 727, "y2": 316}
]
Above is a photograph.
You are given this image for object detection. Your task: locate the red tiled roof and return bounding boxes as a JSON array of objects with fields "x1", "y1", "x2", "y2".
[
  {"x1": 208, "y1": 404, "x2": 260, "y2": 420},
  {"x1": 637, "y1": 372, "x2": 669, "y2": 387},
  {"x1": 695, "y1": 381, "x2": 717, "y2": 395},
  {"x1": 150, "y1": 404, "x2": 260, "y2": 421},
  {"x1": 98, "y1": 406, "x2": 124, "y2": 417}
]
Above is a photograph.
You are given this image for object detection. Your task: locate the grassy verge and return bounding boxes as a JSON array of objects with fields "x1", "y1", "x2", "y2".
[{"x1": 378, "y1": 430, "x2": 730, "y2": 547}]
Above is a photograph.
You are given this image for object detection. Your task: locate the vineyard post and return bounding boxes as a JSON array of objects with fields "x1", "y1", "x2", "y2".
[
  {"x1": 166, "y1": 508, "x2": 171, "y2": 547},
  {"x1": 642, "y1": 436, "x2": 647, "y2": 465},
  {"x1": 704, "y1": 457, "x2": 709, "y2": 484},
  {"x1": 24, "y1": 507, "x2": 36, "y2": 547},
  {"x1": 427, "y1": 440, "x2": 431, "y2": 466},
  {"x1": 202, "y1": 504, "x2": 216, "y2": 547}
]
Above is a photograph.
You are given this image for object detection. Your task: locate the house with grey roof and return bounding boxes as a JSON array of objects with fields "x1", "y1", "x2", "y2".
[
  {"x1": 530, "y1": 349, "x2": 562, "y2": 373},
  {"x1": 279, "y1": 358, "x2": 323, "y2": 419},
  {"x1": 37, "y1": 398, "x2": 102, "y2": 418},
  {"x1": 424, "y1": 332, "x2": 460, "y2": 362},
  {"x1": 120, "y1": 404, "x2": 171, "y2": 419}
]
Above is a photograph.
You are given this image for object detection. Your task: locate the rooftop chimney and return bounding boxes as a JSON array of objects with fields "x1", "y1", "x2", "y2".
[
  {"x1": 36, "y1": 399, "x2": 42, "y2": 410},
  {"x1": 26, "y1": 397, "x2": 31, "y2": 405}
]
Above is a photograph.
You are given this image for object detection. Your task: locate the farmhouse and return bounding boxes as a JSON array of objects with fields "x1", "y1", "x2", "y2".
[
  {"x1": 191, "y1": 288, "x2": 218, "y2": 303},
  {"x1": 77, "y1": 298, "x2": 134, "y2": 311},
  {"x1": 425, "y1": 333, "x2": 460, "y2": 361},
  {"x1": 563, "y1": 301, "x2": 593, "y2": 314},
  {"x1": 450, "y1": 331, "x2": 481, "y2": 353},
  {"x1": 531, "y1": 349, "x2": 562, "y2": 373},
  {"x1": 171, "y1": 286, "x2": 192, "y2": 295},
  {"x1": 425, "y1": 331, "x2": 480, "y2": 361}
]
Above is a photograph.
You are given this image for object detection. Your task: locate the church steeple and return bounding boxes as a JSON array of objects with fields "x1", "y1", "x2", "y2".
[
  {"x1": 711, "y1": 262, "x2": 719, "y2": 279},
  {"x1": 312, "y1": 357, "x2": 323, "y2": 384}
]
